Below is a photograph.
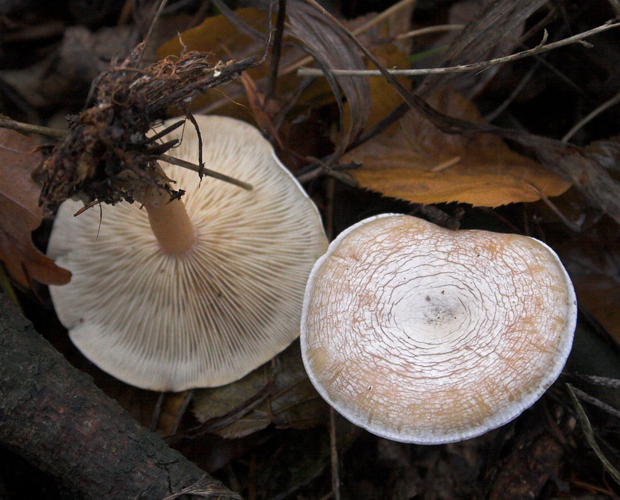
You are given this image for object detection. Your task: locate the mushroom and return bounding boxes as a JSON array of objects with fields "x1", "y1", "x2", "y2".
[
  {"x1": 301, "y1": 213, "x2": 576, "y2": 444},
  {"x1": 47, "y1": 115, "x2": 328, "y2": 392}
]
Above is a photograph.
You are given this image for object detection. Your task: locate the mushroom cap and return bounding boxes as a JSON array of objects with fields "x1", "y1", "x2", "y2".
[
  {"x1": 48, "y1": 115, "x2": 328, "y2": 391},
  {"x1": 301, "y1": 214, "x2": 576, "y2": 444}
]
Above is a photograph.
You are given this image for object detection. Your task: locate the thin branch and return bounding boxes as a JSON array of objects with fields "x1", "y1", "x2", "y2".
[
  {"x1": 255, "y1": 0, "x2": 278, "y2": 67},
  {"x1": 537, "y1": 190, "x2": 582, "y2": 233},
  {"x1": 265, "y1": 0, "x2": 287, "y2": 102},
  {"x1": 575, "y1": 374, "x2": 620, "y2": 389},
  {"x1": 562, "y1": 91, "x2": 620, "y2": 142},
  {"x1": 570, "y1": 386, "x2": 620, "y2": 420},
  {"x1": 299, "y1": 156, "x2": 358, "y2": 187},
  {"x1": 169, "y1": 390, "x2": 194, "y2": 436},
  {"x1": 0, "y1": 118, "x2": 68, "y2": 139},
  {"x1": 0, "y1": 293, "x2": 236, "y2": 500},
  {"x1": 394, "y1": 24, "x2": 464, "y2": 41},
  {"x1": 139, "y1": 0, "x2": 170, "y2": 66},
  {"x1": 150, "y1": 392, "x2": 167, "y2": 432},
  {"x1": 159, "y1": 154, "x2": 254, "y2": 191},
  {"x1": 297, "y1": 21, "x2": 620, "y2": 77},
  {"x1": 567, "y1": 383, "x2": 620, "y2": 487},
  {"x1": 329, "y1": 407, "x2": 341, "y2": 500}
]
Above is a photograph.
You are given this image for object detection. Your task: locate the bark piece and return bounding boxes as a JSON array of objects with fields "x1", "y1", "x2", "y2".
[{"x1": 0, "y1": 291, "x2": 240, "y2": 500}]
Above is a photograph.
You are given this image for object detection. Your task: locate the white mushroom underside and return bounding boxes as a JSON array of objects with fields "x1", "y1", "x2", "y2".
[
  {"x1": 301, "y1": 214, "x2": 576, "y2": 444},
  {"x1": 48, "y1": 116, "x2": 327, "y2": 391}
]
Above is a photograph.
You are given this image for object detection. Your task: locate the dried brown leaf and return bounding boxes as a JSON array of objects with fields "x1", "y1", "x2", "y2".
[
  {"x1": 0, "y1": 129, "x2": 71, "y2": 288},
  {"x1": 193, "y1": 341, "x2": 328, "y2": 439},
  {"x1": 343, "y1": 87, "x2": 571, "y2": 207},
  {"x1": 507, "y1": 133, "x2": 620, "y2": 225},
  {"x1": 418, "y1": 0, "x2": 550, "y2": 97},
  {"x1": 287, "y1": 0, "x2": 370, "y2": 157}
]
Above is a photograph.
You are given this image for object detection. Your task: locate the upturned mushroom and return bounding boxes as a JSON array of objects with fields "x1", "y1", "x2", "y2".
[
  {"x1": 301, "y1": 214, "x2": 576, "y2": 444},
  {"x1": 48, "y1": 115, "x2": 328, "y2": 392}
]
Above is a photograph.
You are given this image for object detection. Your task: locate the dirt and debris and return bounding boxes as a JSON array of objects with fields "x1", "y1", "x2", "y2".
[{"x1": 39, "y1": 43, "x2": 258, "y2": 215}]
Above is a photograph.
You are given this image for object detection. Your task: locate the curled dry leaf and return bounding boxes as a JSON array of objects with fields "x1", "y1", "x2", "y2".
[
  {"x1": 343, "y1": 87, "x2": 571, "y2": 207},
  {"x1": 417, "y1": 0, "x2": 549, "y2": 97},
  {"x1": 286, "y1": 0, "x2": 370, "y2": 157},
  {"x1": 192, "y1": 341, "x2": 329, "y2": 439},
  {"x1": 0, "y1": 129, "x2": 71, "y2": 289}
]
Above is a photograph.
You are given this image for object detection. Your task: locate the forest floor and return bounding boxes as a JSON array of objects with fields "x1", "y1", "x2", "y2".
[{"x1": 2, "y1": 0, "x2": 620, "y2": 499}]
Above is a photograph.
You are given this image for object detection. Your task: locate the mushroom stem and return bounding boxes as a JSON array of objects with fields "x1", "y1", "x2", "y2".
[{"x1": 145, "y1": 199, "x2": 197, "y2": 256}]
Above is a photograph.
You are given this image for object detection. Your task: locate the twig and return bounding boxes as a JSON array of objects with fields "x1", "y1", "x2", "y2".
[
  {"x1": 0, "y1": 118, "x2": 67, "y2": 139},
  {"x1": 575, "y1": 374, "x2": 620, "y2": 389},
  {"x1": 144, "y1": 119, "x2": 185, "y2": 144},
  {"x1": 150, "y1": 392, "x2": 167, "y2": 432},
  {"x1": 562, "y1": 91, "x2": 620, "y2": 143},
  {"x1": 185, "y1": 113, "x2": 205, "y2": 179},
  {"x1": 0, "y1": 293, "x2": 233, "y2": 500},
  {"x1": 159, "y1": 154, "x2": 253, "y2": 191},
  {"x1": 395, "y1": 24, "x2": 464, "y2": 41},
  {"x1": 300, "y1": 156, "x2": 358, "y2": 187},
  {"x1": 347, "y1": 101, "x2": 409, "y2": 151},
  {"x1": 139, "y1": 0, "x2": 170, "y2": 66},
  {"x1": 265, "y1": 0, "x2": 287, "y2": 102},
  {"x1": 329, "y1": 407, "x2": 341, "y2": 500},
  {"x1": 523, "y1": 181, "x2": 582, "y2": 233},
  {"x1": 170, "y1": 389, "x2": 194, "y2": 436},
  {"x1": 538, "y1": 192, "x2": 582, "y2": 232},
  {"x1": 297, "y1": 21, "x2": 620, "y2": 77},
  {"x1": 570, "y1": 385, "x2": 620, "y2": 420},
  {"x1": 566, "y1": 383, "x2": 620, "y2": 487}
]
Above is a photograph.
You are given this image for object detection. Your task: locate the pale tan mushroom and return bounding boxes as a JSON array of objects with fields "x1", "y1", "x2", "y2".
[
  {"x1": 301, "y1": 214, "x2": 576, "y2": 444},
  {"x1": 48, "y1": 115, "x2": 328, "y2": 392}
]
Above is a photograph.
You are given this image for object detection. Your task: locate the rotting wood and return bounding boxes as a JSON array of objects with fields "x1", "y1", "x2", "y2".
[{"x1": 0, "y1": 291, "x2": 242, "y2": 500}]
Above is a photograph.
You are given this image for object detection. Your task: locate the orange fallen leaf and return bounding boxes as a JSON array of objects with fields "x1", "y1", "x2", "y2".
[
  {"x1": 0, "y1": 129, "x2": 71, "y2": 288},
  {"x1": 157, "y1": 8, "x2": 278, "y2": 119},
  {"x1": 343, "y1": 87, "x2": 572, "y2": 207}
]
